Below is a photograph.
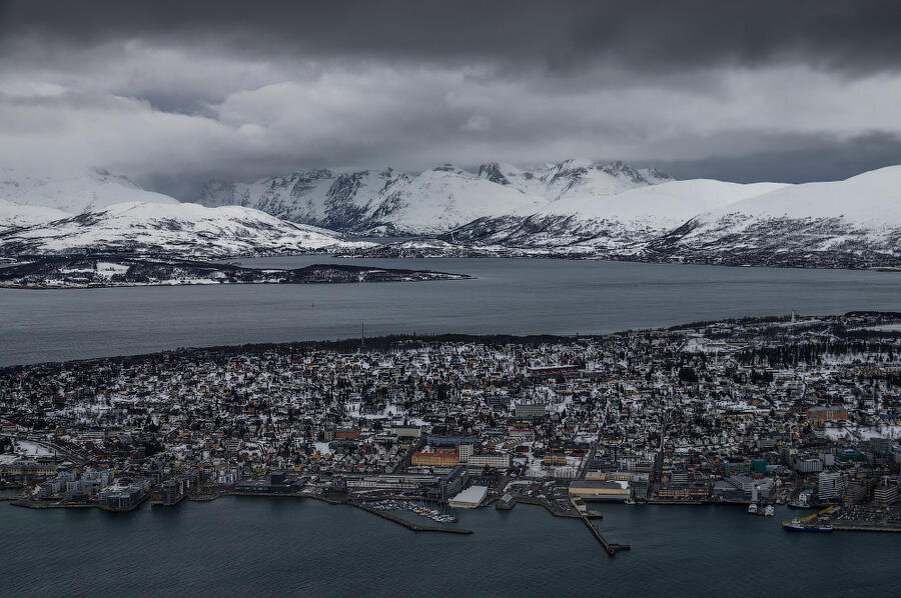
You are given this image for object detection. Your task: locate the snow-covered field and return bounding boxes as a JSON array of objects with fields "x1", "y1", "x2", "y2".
[{"x1": 14, "y1": 439, "x2": 57, "y2": 457}]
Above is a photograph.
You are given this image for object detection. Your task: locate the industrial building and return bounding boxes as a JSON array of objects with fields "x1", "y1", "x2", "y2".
[
  {"x1": 568, "y1": 480, "x2": 630, "y2": 501},
  {"x1": 448, "y1": 485, "x2": 488, "y2": 508}
]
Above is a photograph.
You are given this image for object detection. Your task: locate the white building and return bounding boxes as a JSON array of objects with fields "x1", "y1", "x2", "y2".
[{"x1": 448, "y1": 485, "x2": 488, "y2": 508}]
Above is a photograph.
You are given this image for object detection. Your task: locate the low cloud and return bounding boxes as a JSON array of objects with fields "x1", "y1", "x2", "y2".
[{"x1": 2, "y1": 2, "x2": 901, "y2": 197}]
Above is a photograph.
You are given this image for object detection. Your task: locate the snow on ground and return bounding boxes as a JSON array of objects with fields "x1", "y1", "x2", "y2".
[
  {"x1": 823, "y1": 424, "x2": 901, "y2": 441},
  {"x1": 314, "y1": 442, "x2": 332, "y2": 455},
  {"x1": 15, "y1": 440, "x2": 56, "y2": 457},
  {"x1": 0, "y1": 199, "x2": 69, "y2": 230},
  {"x1": 865, "y1": 324, "x2": 901, "y2": 332}
]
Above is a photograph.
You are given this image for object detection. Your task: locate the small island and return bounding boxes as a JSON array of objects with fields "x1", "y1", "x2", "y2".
[{"x1": 0, "y1": 255, "x2": 473, "y2": 289}]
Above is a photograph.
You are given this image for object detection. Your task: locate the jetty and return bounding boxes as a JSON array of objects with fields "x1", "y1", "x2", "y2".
[{"x1": 581, "y1": 516, "x2": 630, "y2": 557}]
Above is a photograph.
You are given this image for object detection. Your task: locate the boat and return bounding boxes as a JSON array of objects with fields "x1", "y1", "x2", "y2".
[
  {"x1": 781, "y1": 519, "x2": 833, "y2": 533},
  {"x1": 496, "y1": 493, "x2": 516, "y2": 510},
  {"x1": 623, "y1": 498, "x2": 636, "y2": 505},
  {"x1": 764, "y1": 504, "x2": 775, "y2": 517},
  {"x1": 748, "y1": 503, "x2": 758, "y2": 514}
]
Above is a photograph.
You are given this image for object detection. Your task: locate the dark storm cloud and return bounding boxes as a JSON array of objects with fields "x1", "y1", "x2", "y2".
[
  {"x1": 2, "y1": 0, "x2": 901, "y2": 193},
  {"x1": 3, "y1": 0, "x2": 901, "y2": 75},
  {"x1": 650, "y1": 132, "x2": 901, "y2": 184}
]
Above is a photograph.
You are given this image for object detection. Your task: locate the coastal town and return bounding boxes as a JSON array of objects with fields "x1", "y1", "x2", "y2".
[{"x1": 2, "y1": 312, "x2": 900, "y2": 541}]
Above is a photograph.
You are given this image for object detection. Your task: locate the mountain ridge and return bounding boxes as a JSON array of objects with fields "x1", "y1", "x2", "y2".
[{"x1": 195, "y1": 159, "x2": 672, "y2": 235}]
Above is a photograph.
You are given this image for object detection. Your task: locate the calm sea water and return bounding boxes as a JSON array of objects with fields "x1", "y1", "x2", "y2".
[
  {"x1": 2, "y1": 259, "x2": 899, "y2": 594},
  {"x1": 1, "y1": 498, "x2": 897, "y2": 597},
  {"x1": 1, "y1": 257, "x2": 900, "y2": 366}
]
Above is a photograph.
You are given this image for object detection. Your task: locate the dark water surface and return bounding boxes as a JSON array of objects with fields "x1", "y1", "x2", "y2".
[
  {"x1": 2, "y1": 257, "x2": 900, "y2": 366},
  {"x1": 1, "y1": 498, "x2": 896, "y2": 597}
]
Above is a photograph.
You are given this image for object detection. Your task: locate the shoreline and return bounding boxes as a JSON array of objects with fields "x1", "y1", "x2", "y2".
[
  {"x1": 11, "y1": 489, "x2": 900, "y2": 535},
  {"x1": 4, "y1": 309, "x2": 900, "y2": 373}
]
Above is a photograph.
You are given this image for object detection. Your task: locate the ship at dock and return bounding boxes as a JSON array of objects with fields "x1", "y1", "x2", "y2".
[
  {"x1": 781, "y1": 519, "x2": 834, "y2": 533},
  {"x1": 495, "y1": 493, "x2": 516, "y2": 510}
]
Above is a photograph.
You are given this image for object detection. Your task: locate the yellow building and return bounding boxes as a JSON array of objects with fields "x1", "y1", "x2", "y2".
[{"x1": 568, "y1": 480, "x2": 629, "y2": 501}]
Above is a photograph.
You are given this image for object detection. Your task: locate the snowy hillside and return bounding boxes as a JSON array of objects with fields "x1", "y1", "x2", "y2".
[
  {"x1": 199, "y1": 168, "x2": 406, "y2": 230},
  {"x1": 0, "y1": 201, "x2": 371, "y2": 258},
  {"x1": 451, "y1": 179, "x2": 787, "y2": 250},
  {"x1": 196, "y1": 160, "x2": 668, "y2": 235},
  {"x1": 482, "y1": 159, "x2": 672, "y2": 201},
  {"x1": 0, "y1": 199, "x2": 69, "y2": 231},
  {"x1": 653, "y1": 166, "x2": 901, "y2": 267},
  {"x1": 0, "y1": 167, "x2": 179, "y2": 213},
  {"x1": 365, "y1": 165, "x2": 547, "y2": 235}
]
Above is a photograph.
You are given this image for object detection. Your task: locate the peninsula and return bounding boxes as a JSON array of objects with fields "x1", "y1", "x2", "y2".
[
  {"x1": 2, "y1": 312, "x2": 899, "y2": 537},
  {"x1": 0, "y1": 255, "x2": 473, "y2": 289}
]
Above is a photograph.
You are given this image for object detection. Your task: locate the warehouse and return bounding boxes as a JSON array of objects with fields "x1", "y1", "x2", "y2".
[
  {"x1": 448, "y1": 485, "x2": 488, "y2": 508},
  {"x1": 568, "y1": 480, "x2": 630, "y2": 502}
]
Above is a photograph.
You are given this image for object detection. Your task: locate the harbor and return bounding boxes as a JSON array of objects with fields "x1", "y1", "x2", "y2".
[{"x1": 4, "y1": 495, "x2": 899, "y2": 597}]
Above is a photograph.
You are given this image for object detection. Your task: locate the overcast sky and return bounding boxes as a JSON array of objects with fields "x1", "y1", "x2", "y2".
[{"x1": 3, "y1": 0, "x2": 901, "y2": 198}]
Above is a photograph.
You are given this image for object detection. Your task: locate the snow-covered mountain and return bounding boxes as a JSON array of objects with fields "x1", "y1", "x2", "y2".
[
  {"x1": 199, "y1": 168, "x2": 405, "y2": 230},
  {"x1": 649, "y1": 166, "x2": 901, "y2": 267},
  {"x1": 364, "y1": 165, "x2": 547, "y2": 235},
  {"x1": 0, "y1": 201, "x2": 370, "y2": 258},
  {"x1": 0, "y1": 167, "x2": 179, "y2": 213},
  {"x1": 0, "y1": 199, "x2": 69, "y2": 231},
  {"x1": 358, "y1": 164, "x2": 901, "y2": 268},
  {"x1": 450, "y1": 179, "x2": 787, "y2": 251},
  {"x1": 196, "y1": 160, "x2": 669, "y2": 235},
  {"x1": 480, "y1": 159, "x2": 672, "y2": 201}
]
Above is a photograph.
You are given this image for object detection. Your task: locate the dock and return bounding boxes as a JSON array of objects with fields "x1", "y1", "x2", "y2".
[
  {"x1": 514, "y1": 496, "x2": 602, "y2": 519},
  {"x1": 830, "y1": 523, "x2": 901, "y2": 533},
  {"x1": 351, "y1": 501, "x2": 473, "y2": 534},
  {"x1": 581, "y1": 516, "x2": 630, "y2": 557}
]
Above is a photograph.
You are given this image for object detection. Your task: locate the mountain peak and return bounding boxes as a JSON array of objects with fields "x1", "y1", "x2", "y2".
[{"x1": 477, "y1": 162, "x2": 511, "y2": 185}]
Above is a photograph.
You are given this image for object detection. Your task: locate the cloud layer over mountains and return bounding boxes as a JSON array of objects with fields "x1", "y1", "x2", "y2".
[{"x1": 2, "y1": 1, "x2": 901, "y2": 198}]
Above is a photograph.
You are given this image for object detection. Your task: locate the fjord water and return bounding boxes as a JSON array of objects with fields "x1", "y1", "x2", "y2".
[
  {"x1": 2, "y1": 498, "x2": 897, "y2": 597},
  {"x1": 2, "y1": 257, "x2": 900, "y2": 366}
]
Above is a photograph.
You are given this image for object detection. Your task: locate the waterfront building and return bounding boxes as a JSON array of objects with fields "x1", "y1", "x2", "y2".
[
  {"x1": 99, "y1": 480, "x2": 148, "y2": 510},
  {"x1": 568, "y1": 480, "x2": 629, "y2": 501},
  {"x1": 817, "y1": 471, "x2": 845, "y2": 502},
  {"x1": 656, "y1": 486, "x2": 710, "y2": 500},
  {"x1": 874, "y1": 479, "x2": 898, "y2": 505},
  {"x1": 234, "y1": 472, "x2": 305, "y2": 494},
  {"x1": 448, "y1": 485, "x2": 488, "y2": 508}
]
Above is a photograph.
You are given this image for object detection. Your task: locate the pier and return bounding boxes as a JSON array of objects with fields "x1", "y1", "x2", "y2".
[
  {"x1": 581, "y1": 516, "x2": 630, "y2": 557},
  {"x1": 514, "y1": 496, "x2": 602, "y2": 519},
  {"x1": 351, "y1": 501, "x2": 473, "y2": 534}
]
